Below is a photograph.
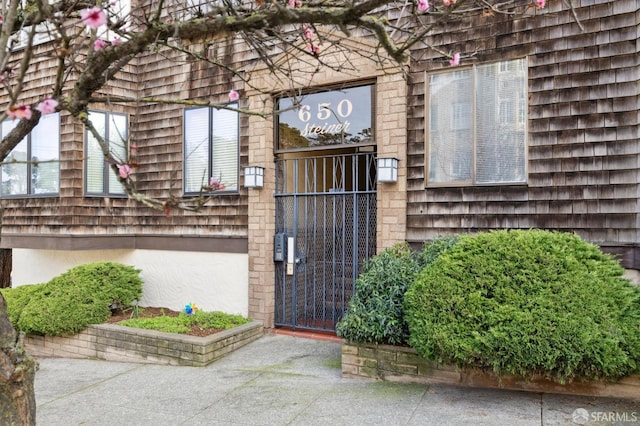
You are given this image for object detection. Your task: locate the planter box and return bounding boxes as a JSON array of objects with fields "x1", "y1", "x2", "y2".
[
  {"x1": 25, "y1": 321, "x2": 263, "y2": 367},
  {"x1": 342, "y1": 342, "x2": 640, "y2": 401}
]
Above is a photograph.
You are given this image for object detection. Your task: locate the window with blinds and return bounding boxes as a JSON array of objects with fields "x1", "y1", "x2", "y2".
[
  {"x1": 184, "y1": 105, "x2": 238, "y2": 193},
  {"x1": 0, "y1": 113, "x2": 60, "y2": 197},
  {"x1": 427, "y1": 58, "x2": 527, "y2": 186},
  {"x1": 85, "y1": 111, "x2": 128, "y2": 196}
]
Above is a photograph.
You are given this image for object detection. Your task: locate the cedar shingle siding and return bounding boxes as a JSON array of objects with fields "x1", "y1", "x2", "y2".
[
  {"x1": 1, "y1": 38, "x2": 249, "y2": 247},
  {"x1": 406, "y1": 0, "x2": 639, "y2": 268}
]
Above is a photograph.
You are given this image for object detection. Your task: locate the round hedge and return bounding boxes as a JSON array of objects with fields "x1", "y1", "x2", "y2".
[{"x1": 404, "y1": 229, "x2": 640, "y2": 383}]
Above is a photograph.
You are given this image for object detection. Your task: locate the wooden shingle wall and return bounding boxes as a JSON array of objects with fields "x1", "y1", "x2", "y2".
[
  {"x1": 406, "y1": 0, "x2": 639, "y2": 268},
  {"x1": 0, "y1": 12, "x2": 251, "y2": 245}
]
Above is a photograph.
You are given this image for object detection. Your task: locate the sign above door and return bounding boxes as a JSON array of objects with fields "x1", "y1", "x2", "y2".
[{"x1": 276, "y1": 84, "x2": 374, "y2": 151}]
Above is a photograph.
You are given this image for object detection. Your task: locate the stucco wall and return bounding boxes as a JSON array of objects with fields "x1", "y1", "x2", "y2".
[{"x1": 11, "y1": 249, "x2": 249, "y2": 316}]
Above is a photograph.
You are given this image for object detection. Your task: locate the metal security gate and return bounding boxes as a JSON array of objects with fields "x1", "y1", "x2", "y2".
[{"x1": 274, "y1": 152, "x2": 377, "y2": 331}]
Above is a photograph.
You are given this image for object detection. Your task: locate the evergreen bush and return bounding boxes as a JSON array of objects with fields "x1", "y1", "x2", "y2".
[
  {"x1": 404, "y1": 229, "x2": 640, "y2": 383},
  {"x1": 0, "y1": 284, "x2": 44, "y2": 326},
  {"x1": 5, "y1": 262, "x2": 143, "y2": 336},
  {"x1": 337, "y1": 237, "x2": 458, "y2": 345}
]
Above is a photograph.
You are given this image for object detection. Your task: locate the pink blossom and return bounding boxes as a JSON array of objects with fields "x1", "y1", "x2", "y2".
[
  {"x1": 308, "y1": 43, "x2": 320, "y2": 55},
  {"x1": 111, "y1": 37, "x2": 123, "y2": 46},
  {"x1": 0, "y1": 15, "x2": 4, "y2": 25},
  {"x1": 417, "y1": 0, "x2": 430, "y2": 12},
  {"x1": 288, "y1": 0, "x2": 301, "y2": 7},
  {"x1": 303, "y1": 25, "x2": 314, "y2": 40},
  {"x1": 442, "y1": 0, "x2": 456, "y2": 6},
  {"x1": 94, "y1": 39, "x2": 108, "y2": 51},
  {"x1": 208, "y1": 177, "x2": 225, "y2": 191},
  {"x1": 81, "y1": 7, "x2": 108, "y2": 29},
  {"x1": 228, "y1": 90, "x2": 239, "y2": 102},
  {"x1": 7, "y1": 105, "x2": 32, "y2": 120},
  {"x1": 36, "y1": 97, "x2": 58, "y2": 115},
  {"x1": 118, "y1": 164, "x2": 132, "y2": 179},
  {"x1": 449, "y1": 52, "x2": 460, "y2": 66},
  {"x1": 535, "y1": 0, "x2": 545, "y2": 8}
]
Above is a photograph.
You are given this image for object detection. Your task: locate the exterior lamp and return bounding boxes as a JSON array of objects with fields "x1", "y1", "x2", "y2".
[
  {"x1": 377, "y1": 157, "x2": 399, "y2": 183},
  {"x1": 244, "y1": 166, "x2": 265, "y2": 188}
]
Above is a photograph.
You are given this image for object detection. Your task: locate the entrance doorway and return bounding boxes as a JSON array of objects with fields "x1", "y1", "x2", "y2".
[{"x1": 274, "y1": 150, "x2": 377, "y2": 331}]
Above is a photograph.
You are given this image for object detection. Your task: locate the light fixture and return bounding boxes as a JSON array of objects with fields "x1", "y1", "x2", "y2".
[
  {"x1": 244, "y1": 166, "x2": 265, "y2": 188},
  {"x1": 377, "y1": 157, "x2": 399, "y2": 183}
]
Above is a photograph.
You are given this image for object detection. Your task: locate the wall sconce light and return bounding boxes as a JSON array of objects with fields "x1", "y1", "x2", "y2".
[
  {"x1": 244, "y1": 166, "x2": 265, "y2": 188},
  {"x1": 377, "y1": 157, "x2": 399, "y2": 183}
]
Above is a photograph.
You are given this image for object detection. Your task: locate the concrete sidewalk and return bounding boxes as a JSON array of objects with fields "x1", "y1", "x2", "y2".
[{"x1": 35, "y1": 334, "x2": 638, "y2": 425}]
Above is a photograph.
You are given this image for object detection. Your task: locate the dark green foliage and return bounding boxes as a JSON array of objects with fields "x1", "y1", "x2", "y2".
[
  {"x1": 337, "y1": 237, "x2": 458, "y2": 345},
  {"x1": 5, "y1": 262, "x2": 143, "y2": 336},
  {"x1": 404, "y1": 229, "x2": 640, "y2": 383}
]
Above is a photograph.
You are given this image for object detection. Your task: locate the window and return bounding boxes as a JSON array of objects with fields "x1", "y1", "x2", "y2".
[
  {"x1": 184, "y1": 105, "x2": 239, "y2": 193},
  {"x1": 427, "y1": 58, "x2": 527, "y2": 185},
  {"x1": 85, "y1": 111, "x2": 128, "y2": 195},
  {"x1": 1, "y1": 113, "x2": 60, "y2": 196}
]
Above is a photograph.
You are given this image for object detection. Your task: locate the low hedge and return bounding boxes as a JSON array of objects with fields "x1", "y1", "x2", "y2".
[
  {"x1": 337, "y1": 237, "x2": 458, "y2": 345},
  {"x1": 404, "y1": 230, "x2": 640, "y2": 383},
  {"x1": 1, "y1": 262, "x2": 143, "y2": 336}
]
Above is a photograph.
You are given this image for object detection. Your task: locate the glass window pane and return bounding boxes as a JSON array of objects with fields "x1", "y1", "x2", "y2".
[
  {"x1": 3, "y1": 141, "x2": 28, "y2": 195},
  {"x1": 31, "y1": 113, "x2": 60, "y2": 194},
  {"x1": 475, "y1": 59, "x2": 526, "y2": 184},
  {"x1": 211, "y1": 106, "x2": 238, "y2": 191},
  {"x1": 184, "y1": 108, "x2": 210, "y2": 193},
  {"x1": 107, "y1": 114, "x2": 127, "y2": 195},
  {"x1": 1, "y1": 120, "x2": 27, "y2": 195},
  {"x1": 428, "y1": 70, "x2": 472, "y2": 184},
  {"x1": 86, "y1": 112, "x2": 106, "y2": 193},
  {"x1": 277, "y1": 85, "x2": 373, "y2": 150}
]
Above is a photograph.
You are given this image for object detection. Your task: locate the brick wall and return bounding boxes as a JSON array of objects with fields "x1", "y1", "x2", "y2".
[
  {"x1": 376, "y1": 72, "x2": 408, "y2": 249},
  {"x1": 342, "y1": 342, "x2": 640, "y2": 400},
  {"x1": 26, "y1": 321, "x2": 263, "y2": 367}
]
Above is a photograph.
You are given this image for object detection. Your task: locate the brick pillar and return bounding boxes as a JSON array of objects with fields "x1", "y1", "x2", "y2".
[
  {"x1": 246, "y1": 99, "x2": 276, "y2": 328},
  {"x1": 376, "y1": 73, "x2": 408, "y2": 251}
]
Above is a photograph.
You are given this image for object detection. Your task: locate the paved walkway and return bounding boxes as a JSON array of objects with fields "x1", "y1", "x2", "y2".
[{"x1": 35, "y1": 334, "x2": 639, "y2": 425}]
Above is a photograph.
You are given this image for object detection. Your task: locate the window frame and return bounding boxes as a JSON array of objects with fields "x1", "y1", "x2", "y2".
[
  {"x1": 425, "y1": 58, "x2": 528, "y2": 188},
  {"x1": 183, "y1": 104, "x2": 240, "y2": 195},
  {"x1": 0, "y1": 112, "x2": 61, "y2": 198},
  {"x1": 84, "y1": 111, "x2": 129, "y2": 197}
]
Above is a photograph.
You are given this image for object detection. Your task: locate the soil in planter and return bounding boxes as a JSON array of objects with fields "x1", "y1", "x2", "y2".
[{"x1": 107, "y1": 307, "x2": 224, "y2": 338}]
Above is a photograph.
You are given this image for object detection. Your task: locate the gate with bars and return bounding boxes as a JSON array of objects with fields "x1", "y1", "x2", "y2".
[{"x1": 274, "y1": 151, "x2": 377, "y2": 331}]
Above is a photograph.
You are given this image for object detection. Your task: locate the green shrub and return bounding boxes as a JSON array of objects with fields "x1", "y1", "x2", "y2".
[
  {"x1": 11, "y1": 262, "x2": 143, "y2": 336},
  {"x1": 1, "y1": 284, "x2": 45, "y2": 326},
  {"x1": 118, "y1": 310, "x2": 250, "y2": 334},
  {"x1": 404, "y1": 229, "x2": 640, "y2": 383},
  {"x1": 46, "y1": 262, "x2": 143, "y2": 308},
  {"x1": 337, "y1": 237, "x2": 458, "y2": 345}
]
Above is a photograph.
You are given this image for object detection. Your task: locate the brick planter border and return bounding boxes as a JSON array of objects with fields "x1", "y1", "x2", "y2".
[
  {"x1": 342, "y1": 342, "x2": 640, "y2": 401},
  {"x1": 26, "y1": 321, "x2": 264, "y2": 367}
]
